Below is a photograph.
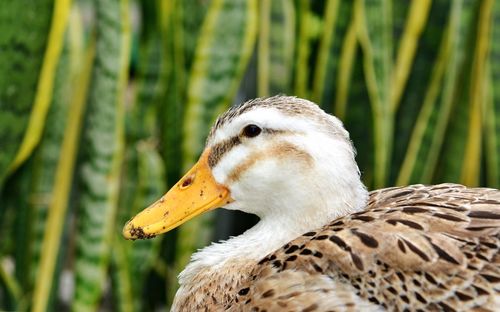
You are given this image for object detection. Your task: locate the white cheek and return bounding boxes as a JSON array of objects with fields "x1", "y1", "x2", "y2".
[
  {"x1": 224, "y1": 157, "x2": 313, "y2": 216},
  {"x1": 224, "y1": 159, "x2": 281, "y2": 213}
]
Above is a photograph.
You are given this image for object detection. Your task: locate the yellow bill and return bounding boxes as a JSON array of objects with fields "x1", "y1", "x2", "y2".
[{"x1": 123, "y1": 149, "x2": 233, "y2": 240}]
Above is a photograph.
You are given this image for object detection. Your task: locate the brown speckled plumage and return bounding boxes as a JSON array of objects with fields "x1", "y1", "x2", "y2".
[
  {"x1": 178, "y1": 184, "x2": 500, "y2": 311},
  {"x1": 232, "y1": 184, "x2": 500, "y2": 311}
]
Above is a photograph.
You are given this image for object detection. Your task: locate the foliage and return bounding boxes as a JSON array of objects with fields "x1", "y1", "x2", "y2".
[{"x1": 0, "y1": 0, "x2": 499, "y2": 310}]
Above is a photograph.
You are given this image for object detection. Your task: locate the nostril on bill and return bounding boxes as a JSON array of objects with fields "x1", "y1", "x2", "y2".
[{"x1": 180, "y1": 174, "x2": 195, "y2": 189}]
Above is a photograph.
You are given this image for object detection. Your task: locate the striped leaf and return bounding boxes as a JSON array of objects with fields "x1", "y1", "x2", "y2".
[
  {"x1": 485, "y1": 0, "x2": 500, "y2": 188},
  {"x1": 395, "y1": 0, "x2": 459, "y2": 185},
  {"x1": 0, "y1": 1, "x2": 54, "y2": 186},
  {"x1": 294, "y1": 0, "x2": 312, "y2": 99},
  {"x1": 343, "y1": 44, "x2": 375, "y2": 187},
  {"x1": 460, "y1": 0, "x2": 493, "y2": 186},
  {"x1": 181, "y1": 0, "x2": 211, "y2": 70},
  {"x1": 258, "y1": 0, "x2": 295, "y2": 97},
  {"x1": 389, "y1": 0, "x2": 436, "y2": 184},
  {"x1": 182, "y1": 0, "x2": 258, "y2": 165},
  {"x1": 159, "y1": 0, "x2": 187, "y2": 186},
  {"x1": 435, "y1": 1, "x2": 482, "y2": 184},
  {"x1": 390, "y1": 0, "x2": 432, "y2": 111},
  {"x1": 15, "y1": 12, "x2": 84, "y2": 311},
  {"x1": 334, "y1": 9, "x2": 358, "y2": 119},
  {"x1": 2, "y1": 162, "x2": 32, "y2": 311},
  {"x1": 30, "y1": 12, "x2": 93, "y2": 312},
  {"x1": 72, "y1": 0, "x2": 130, "y2": 310},
  {"x1": 355, "y1": 0, "x2": 393, "y2": 188},
  {"x1": 313, "y1": 0, "x2": 353, "y2": 109},
  {"x1": 4, "y1": 0, "x2": 72, "y2": 178}
]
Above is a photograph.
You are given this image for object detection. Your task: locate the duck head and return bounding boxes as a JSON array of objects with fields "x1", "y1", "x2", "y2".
[{"x1": 123, "y1": 96, "x2": 368, "y2": 239}]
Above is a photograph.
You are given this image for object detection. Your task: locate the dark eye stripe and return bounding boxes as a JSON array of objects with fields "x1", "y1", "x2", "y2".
[
  {"x1": 208, "y1": 136, "x2": 241, "y2": 168},
  {"x1": 207, "y1": 128, "x2": 292, "y2": 168},
  {"x1": 263, "y1": 128, "x2": 289, "y2": 135}
]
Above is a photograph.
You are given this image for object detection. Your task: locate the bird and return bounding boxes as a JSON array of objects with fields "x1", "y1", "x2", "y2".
[{"x1": 123, "y1": 96, "x2": 500, "y2": 311}]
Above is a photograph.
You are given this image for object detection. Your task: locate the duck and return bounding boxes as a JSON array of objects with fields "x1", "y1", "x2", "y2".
[{"x1": 123, "y1": 95, "x2": 500, "y2": 311}]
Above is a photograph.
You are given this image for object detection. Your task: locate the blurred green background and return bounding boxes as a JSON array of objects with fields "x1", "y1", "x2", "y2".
[{"x1": 1, "y1": 0, "x2": 499, "y2": 310}]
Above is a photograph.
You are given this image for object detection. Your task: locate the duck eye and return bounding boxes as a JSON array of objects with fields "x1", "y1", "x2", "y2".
[{"x1": 242, "y1": 124, "x2": 262, "y2": 138}]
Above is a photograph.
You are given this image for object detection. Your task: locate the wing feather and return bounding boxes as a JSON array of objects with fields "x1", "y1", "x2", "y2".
[{"x1": 232, "y1": 184, "x2": 500, "y2": 311}]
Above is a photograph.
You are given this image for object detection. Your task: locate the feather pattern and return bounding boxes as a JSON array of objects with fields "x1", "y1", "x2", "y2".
[{"x1": 229, "y1": 184, "x2": 500, "y2": 311}]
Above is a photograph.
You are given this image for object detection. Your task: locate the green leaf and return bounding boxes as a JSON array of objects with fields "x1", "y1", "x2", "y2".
[
  {"x1": 313, "y1": 0, "x2": 353, "y2": 109},
  {"x1": 395, "y1": 0, "x2": 459, "y2": 185},
  {"x1": 355, "y1": 0, "x2": 393, "y2": 188},
  {"x1": 0, "y1": 1, "x2": 54, "y2": 186},
  {"x1": 294, "y1": 0, "x2": 312, "y2": 98},
  {"x1": 390, "y1": 0, "x2": 432, "y2": 111},
  {"x1": 72, "y1": 0, "x2": 130, "y2": 310},
  {"x1": 159, "y1": 0, "x2": 188, "y2": 186},
  {"x1": 30, "y1": 8, "x2": 91, "y2": 312},
  {"x1": 15, "y1": 14, "x2": 83, "y2": 310},
  {"x1": 258, "y1": 0, "x2": 295, "y2": 97},
  {"x1": 5, "y1": 0, "x2": 72, "y2": 178},
  {"x1": 460, "y1": 0, "x2": 493, "y2": 186},
  {"x1": 485, "y1": 0, "x2": 500, "y2": 188},
  {"x1": 434, "y1": 1, "x2": 482, "y2": 184},
  {"x1": 334, "y1": 10, "x2": 358, "y2": 119},
  {"x1": 182, "y1": 0, "x2": 258, "y2": 167}
]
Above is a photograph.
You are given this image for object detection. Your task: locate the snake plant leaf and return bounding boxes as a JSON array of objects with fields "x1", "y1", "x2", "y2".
[
  {"x1": 388, "y1": 0, "x2": 434, "y2": 184},
  {"x1": 355, "y1": 0, "x2": 393, "y2": 188},
  {"x1": 72, "y1": 0, "x2": 130, "y2": 310},
  {"x1": 128, "y1": 1, "x2": 163, "y2": 143},
  {"x1": 339, "y1": 8, "x2": 374, "y2": 186},
  {"x1": 15, "y1": 13, "x2": 83, "y2": 311},
  {"x1": 342, "y1": 45, "x2": 375, "y2": 188},
  {"x1": 182, "y1": 0, "x2": 258, "y2": 167},
  {"x1": 2, "y1": 161, "x2": 32, "y2": 311},
  {"x1": 434, "y1": 1, "x2": 484, "y2": 184},
  {"x1": 3, "y1": 0, "x2": 72, "y2": 180},
  {"x1": 181, "y1": 0, "x2": 211, "y2": 70},
  {"x1": 393, "y1": 0, "x2": 455, "y2": 185},
  {"x1": 31, "y1": 8, "x2": 91, "y2": 312},
  {"x1": 294, "y1": 0, "x2": 312, "y2": 99},
  {"x1": 390, "y1": 0, "x2": 432, "y2": 112},
  {"x1": 258, "y1": 0, "x2": 295, "y2": 97},
  {"x1": 159, "y1": 0, "x2": 187, "y2": 187},
  {"x1": 334, "y1": 9, "x2": 358, "y2": 120},
  {"x1": 485, "y1": 0, "x2": 500, "y2": 188},
  {"x1": 459, "y1": 0, "x2": 493, "y2": 186},
  {"x1": 312, "y1": 0, "x2": 353, "y2": 109},
  {"x1": 0, "y1": 1, "x2": 53, "y2": 186}
]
